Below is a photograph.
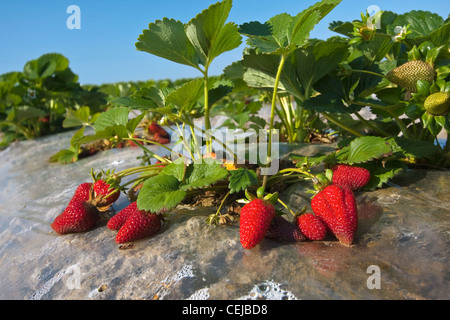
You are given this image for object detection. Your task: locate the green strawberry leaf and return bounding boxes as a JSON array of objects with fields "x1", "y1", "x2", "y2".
[
  {"x1": 328, "y1": 20, "x2": 354, "y2": 38},
  {"x1": 136, "y1": 18, "x2": 201, "y2": 71},
  {"x1": 62, "y1": 106, "x2": 94, "y2": 128},
  {"x1": 9, "y1": 106, "x2": 46, "y2": 122},
  {"x1": 360, "y1": 160, "x2": 407, "y2": 190},
  {"x1": 126, "y1": 111, "x2": 147, "y2": 134},
  {"x1": 160, "y1": 159, "x2": 187, "y2": 182},
  {"x1": 77, "y1": 125, "x2": 129, "y2": 144},
  {"x1": 137, "y1": 159, "x2": 229, "y2": 212},
  {"x1": 110, "y1": 86, "x2": 166, "y2": 111},
  {"x1": 228, "y1": 167, "x2": 258, "y2": 194},
  {"x1": 241, "y1": 49, "x2": 309, "y2": 99},
  {"x1": 430, "y1": 22, "x2": 450, "y2": 46},
  {"x1": 208, "y1": 83, "x2": 234, "y2": 108},
  {"x1": 238, "y1": 21, "x2": 278, "y2": 54},
  {"x1": 182, "y1": 160, "x2": 229, "y2": 191},
  {"x1": 93, "y1": 107, "x2": 129, "y2": 132},
  {"x1": 136, "y1": 0, "x2": 241, "y2": 73},
  {"x1": 76, "y1": 107, "x2": 146, "y2": 144},
  {"x1": 137, "y1": 175, "x2": 187, "y2": 213},
  {"x1": 391, "y1": 137, "x2": 440, "y2": 159},
  {"x1": 49, "y1": 149, "x2": 78, "y2": 164},
  {"x1": 434, "y1": 115, "x2": 450, "y2": 132},
  {"x1": 69, "y1": 126, "x2": 86, "y2": 147},
  {"x1": 241, "y1": 38, "x2": 349, "y2": 100},
  {"x1": 166, "y1": 78, "x2": 204, "y2": 114},
  {"x1": 336, "y1": 136, "x2": 392, "y2": 164},
  {"x1": 291, "y1": 153, "x2": 336, "y2": 169},
  {"x1": 387, "y1": 10, "x2": 444, "y2": 39},
  {"x1": 294, "y1": 38, "x2": 349, "y2": 91},
  {"x1": 239, "y1": 0, "x2": 342, "y2": 55},
  {"x1": 49, "y1": 127, "x2": 85, "y2": 164},
  {"x1": 301, "y1": 92, "x2": 360, "y2": 113},
  {"x1": 23, "y1": 53, "x2": 69, "y2": 80},
  {"x1": 185, "y1": 0, "x2": 242, "y2": 67},
  {"x1": 422, "y1": 112, "x2": 442, "y2": 136}
]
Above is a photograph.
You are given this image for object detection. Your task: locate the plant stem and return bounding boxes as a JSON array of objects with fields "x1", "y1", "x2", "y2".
[
  {"x1": 217, "y1": 190, "x2": 230, "y2": 212},
  {"x1": 279, "y1": 96, "x2": 295, "y2": 142},
  {"x1": 321, "y1": 112, "x2": 362, "y2": 137},
  {"x1": 122, "y1": 137, "x2": 172, "y2": 163},
  {"x1": 351, "y1": 69, "x2": 386, "y2": 78},
  {"x1": 262, "y1": 54, "x2": 287, "y2": 191},
  {"x1": 353, "y1": 112, "x2": 391, "y2": 136},
  {"x1": 352, "y1": 101, "x2": 411, "y2": 139},
  {"x1": 178, "y1": 115, "x2": 237, "y2": 161},
  {"x1": 175, "y1": 122, "x2": 196, "y2": 161},
  {"x1": 277, "y1": 198, "x2": 296, "y2": 218},
  {"x1": 120, "y1": 172, "x2": 160, "y2": 188},
  {"x1": 203, "y1": 70, "x2": 212, "y2": 154},
  {"x1": 277, "y1": 167, "x2": 318, "y2": 180},
  {"x1": 274, "y1": 98, "x2": 291, "y2": 142},
  {"x1": 116, "y1": 163, "x2": 164, "y2": 178}
]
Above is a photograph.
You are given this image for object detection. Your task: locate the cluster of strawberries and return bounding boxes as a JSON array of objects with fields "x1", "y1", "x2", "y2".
[
  {"x1": 240, "y1": 164, "x2": 371, "y2": 249},
  {"x1": 51, "y1": 163, "x2": 370, "y2": 249},
  {"x1": 51, "y1": 121, "x2": 171, "y2": 244},
  {"x1": 51, "y1": 181, "x2": 162, "y2": 244}
]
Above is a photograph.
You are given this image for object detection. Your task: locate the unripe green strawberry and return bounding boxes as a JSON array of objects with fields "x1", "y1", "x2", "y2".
[
  {"x1": 424, "y1": 92, "x2": 450, "y2": 115},
  {"x1": 386, "y1": 60, "x2": 436, "y2": 93},
  {"x1": 239, "y1": 199, "x2": 276, "y2": 249}
]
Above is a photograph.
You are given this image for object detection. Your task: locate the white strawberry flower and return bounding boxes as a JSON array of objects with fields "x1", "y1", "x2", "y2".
[{"x1": 392, "y1": 25, "x2": 408, "y2": 42}]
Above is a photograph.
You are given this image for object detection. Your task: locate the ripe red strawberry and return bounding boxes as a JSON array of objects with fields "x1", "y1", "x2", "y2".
[
  {"x1": 128, "y1": 135, "x2": 141, "y2": 147},
  {"x1": 266, "y1": 215, "x2": 305, "y2": 243},
  {"x1": 107, "y1": 202, "x2": 137, "y2": 231},
  {"x1": 93, "y1": 179, "x2": 120, "y2": 205},
  {"x1": 332, "y1": 164, "x2": 370, "y2": 190},
  {"x1": 148, "y1": 121, "x2": 170, "y2": 144},
  {"x1": 239, "y1": 199, "x2": 276, "y2": 249},
  {"x1": 115, "y1": 209, "x2": 162, "y2": 243},
  {"x1": 148, "y1": 122, "x2": 170, "y2": 138},
  {"x1": 311, "y1": 185, "x2": 358, "y2": 245},
  {"x1": 296, "y1": 213, "x2": 327, "y2": 241},
  {"x1": 153, "y1": 132, "x2": 171, "y2": 144},
  {"x1": 69, "y1": 182, "x2": 93, "y2": 204},
  {"x1": 51, "y1": 201, "x2": 99, "y2": 234}
]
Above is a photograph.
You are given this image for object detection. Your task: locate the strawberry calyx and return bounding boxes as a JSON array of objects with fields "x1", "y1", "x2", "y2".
[
  {"x1": 244, "y1": 186, "x2": 278, "y2": 205},
  {"x1": 86, "y1": 186, "x2": 114, "y2": 216}
]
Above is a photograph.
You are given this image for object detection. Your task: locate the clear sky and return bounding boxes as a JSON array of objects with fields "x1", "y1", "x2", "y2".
[{"x1": 0, "y1": 0, "x2": 448, "y2": 85}]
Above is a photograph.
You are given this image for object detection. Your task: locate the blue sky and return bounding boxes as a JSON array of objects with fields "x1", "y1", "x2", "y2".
[{"x1": 0, "y1": 0, "x2": 448, "y2": 85}]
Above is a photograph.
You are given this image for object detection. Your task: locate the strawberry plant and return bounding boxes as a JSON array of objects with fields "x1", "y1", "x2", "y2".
[
  {"x1": 131, "y1": 0, "x2": 242, "y2": 154},
  {"x1": 319, "y1": 9, "x2": 449, "y2": 165},
  {"x1": 0, "y1": 53, "x2": 107, "y2": 149},
  {"x1": 50, "y1": 79, "x2": 183, "y2": 164},
  {"x1": 47, "y1": 0, "x2": 449, "y2": 251}
]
